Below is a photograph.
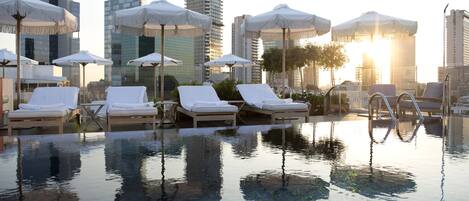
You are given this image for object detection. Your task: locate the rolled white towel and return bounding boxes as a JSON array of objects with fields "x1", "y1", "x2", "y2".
[
  {"x1": 19, "y1": 103, "x2": 67, "y2": 110},
  {"x1": 111, "y1": 102, "x2": 154, "y2": 109},
  {"x1": 193, "y1": 101, "x2": 228, "y2": 107},
  {"x1": 262, "y1": 98, "x2": 293, "y2": 105}
]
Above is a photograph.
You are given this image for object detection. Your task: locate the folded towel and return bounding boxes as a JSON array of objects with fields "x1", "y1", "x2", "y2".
[
  {"x1": 193, "y1": 101, "x2": 228, "y2": 107},
  {"x1": 262, "y1": 99, "x2": 293, "y2": 105},
  {"x1": 19, "y1": 103, "x2": 67, "y2": 110},
  {"x1": 111, "y1": 102, "x2": 154, "y2": 108}
]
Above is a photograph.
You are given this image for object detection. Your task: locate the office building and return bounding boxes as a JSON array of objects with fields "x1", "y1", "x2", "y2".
[
  {"x1": 231, "y1": 15, "x2": 260, "y2": 83},
  {"x1": 442, "y1": 10, "x2": 469, "y2": 97},
  {"x1": 447, "y1": 9, "x2": 469, "y2": 67},
  {"x1": 186, "y1": 0, "x2": 223, "y2": 82},
  {"x1": 390, "y1": 35, "x2": 417, "y2": 92},
  {"x1": 104, "y1": 0, "x2": 150, "y2": 86},
  {"x1": 21, "y1": 0, "x2": 80, "y2": 86}
]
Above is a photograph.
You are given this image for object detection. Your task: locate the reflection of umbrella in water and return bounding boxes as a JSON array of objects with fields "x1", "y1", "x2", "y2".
[
  {"x1": 240, "y1": 127, "x2": 330, "y2": 200},
  {"x1": 262, "y1": 122, "x2": 345, "y2": 160},
  {"x1": 240, "y1": 171, "x2": 329, "y2": 201},
  {"x1": 330, "y1": 141, "x2": 416, "y2": 198}
]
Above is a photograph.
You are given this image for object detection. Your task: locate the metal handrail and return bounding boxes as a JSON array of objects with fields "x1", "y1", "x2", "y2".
[
  {"x1": 396, "y1": 92, "x2": 424, "y2": 120},
  {"x1": 396, "y1": 119, "x2": 423, "y2": 143},
  {"x1": 368, "y1": 92, "x2": 397, "y2": 121},
  {"x1": 368, "y1": 120, "x2": 395, "y2": 144}
]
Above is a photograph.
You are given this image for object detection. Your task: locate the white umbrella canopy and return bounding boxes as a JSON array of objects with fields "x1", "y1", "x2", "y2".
[
  {"x1": 128, "y1": 52, "x2": 182, "y2": 99},
  {"x1": 0, "y1": 0, "x2": 78, "y2": 107},
  {"x1": 0, "y1": 48, "x2": 38, "y2": 77},
  {"x1": 53, "y1": 51, "x2": 112, "y2": 102},
  {"x1": 243, "y1": 4, "x2": 331, "y2": 40},
  {"x1": 331, "y1": 11, "x2": 418, "y2": 42},
  {"x1": 0, "y1": 0, "x2": 77, "y2": 35},
  {"x1": 244, "y1": 4, "x2": 330, "y2": 95},
  {"x1": 52, "y1": 51, "x2": 113, "y2": 66},
  {"x1": 205, "y1": 54, "x2": 253, "y2": 82},
  {"x1": 114, "y1": 0, "x2": 211, "y2": 37},
  {"x1": 114, "y1": 0, "x2": 212, "y2": 107},
  {"x1": 128, "y1": 53, "x2": 182, "y2": 67},
  {"x1": 204, "y1": 54, "x2": 252, "y2": 67}
]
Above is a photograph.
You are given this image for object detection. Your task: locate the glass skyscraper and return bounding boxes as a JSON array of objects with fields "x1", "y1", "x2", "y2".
[{"x1": 185, "y1": 0, "x2": 223, "y2": 82}]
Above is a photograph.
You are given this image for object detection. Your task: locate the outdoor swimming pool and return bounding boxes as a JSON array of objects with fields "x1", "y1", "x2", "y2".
[{"x1": 0, "y1": 118, "x2": 468, "y2": 200}]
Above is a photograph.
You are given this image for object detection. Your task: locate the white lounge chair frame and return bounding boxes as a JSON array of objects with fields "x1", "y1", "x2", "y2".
[
  {"x1": 176, "y1": 86, "x2": 238, "y2": 128},
  {"x1": 237, "y1": 84, "x2": 310, "y2": 124},
  {"x1": 105, "y1": 86, "x2": 157, "y2": 131},
  {"x1": 8, "y1": 87, "x2": 80, "y2": 135}
]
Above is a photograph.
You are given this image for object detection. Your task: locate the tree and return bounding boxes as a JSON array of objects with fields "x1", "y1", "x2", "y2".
[
  {"x1": 261, "y1": 48, "x2": 282, "y2": 84},
  {"x1": 305, "y1": 44, "x2": 322, "y2": 88},
  {"x1": 319, "y1": 43, "x2": 348, "y2": 87},
  {"x1": 287, "y1": 46, "x2": 308, "y2": 92}
]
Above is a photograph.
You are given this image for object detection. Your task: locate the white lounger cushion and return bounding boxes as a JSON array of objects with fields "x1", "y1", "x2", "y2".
[
  {"x1": 9, "y1": 109, "x2": 68, "y2": 118},
  {"x1": 9, "y1": 87, "x2": 79, "y2": 119},
  {"x1": 237, "y1": 84, "x2": 308, "y2": 111},
  {"x1": 104, "y1": 86, "x2": 157, "y2": 117},
  {"x1": 27, "y1": 87, "x2": 79, "y2": 109},
  {"x1": 178, "y1": 86, "x2": 238, "y2": 113},
  {"x1": 108, "y1": 107, "x2": 157, "y2": 117}
]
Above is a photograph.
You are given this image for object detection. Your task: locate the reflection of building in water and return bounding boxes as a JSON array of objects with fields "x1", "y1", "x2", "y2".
[
  {"x1": 184, "y1": 136, "x2": 222, "y2": 200},
  {"x1": 447, "y1": 117, "x2": 469, "y2": 153},
  {"x1": 21, "y1": 140, "x2": 81, "y2": 185},
  {"x1": 231, "y1": 134, "x2": 258, "y2": 159},
  {"x1": 104, "y1": 138, "x2": 149, "y2": 200}
]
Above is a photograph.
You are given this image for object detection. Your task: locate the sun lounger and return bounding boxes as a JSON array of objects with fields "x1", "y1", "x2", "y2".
[
  {"x1": 236, "y1": 84, "x2": 310, "y2": 124},
  {"x1": 8, "y1": 87, "x2": 80, "y2": 135},
  {"x1": 177, "y1": 86, "x2": 238, "y2": 128},
  {"x1": 105, "y1": 86, "x2": 157, "y2": 131},
  {"x1": 400, "y1": 82, "x2": 443, "y2": 116}
]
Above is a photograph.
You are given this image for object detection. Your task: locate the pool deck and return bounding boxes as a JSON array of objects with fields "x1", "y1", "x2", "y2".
[{"x1": 0, "y1": 113, "x2": 367, "y2": 136}]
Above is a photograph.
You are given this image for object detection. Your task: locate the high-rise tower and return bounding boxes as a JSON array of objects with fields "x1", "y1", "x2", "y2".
[{"x1": 185, "y1": 0, "x2": 223, "y2": 82}]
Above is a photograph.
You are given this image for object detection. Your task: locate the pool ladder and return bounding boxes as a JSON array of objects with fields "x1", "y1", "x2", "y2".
[{"x1": 368, "y1": 92, "x2": 424, "y2": 122}]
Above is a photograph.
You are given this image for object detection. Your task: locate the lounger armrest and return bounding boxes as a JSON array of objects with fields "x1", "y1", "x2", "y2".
[
  {"x1": 227, "y1": 100, "x2": 245, "y2": 104},
  {"x1": 415, "y1": 97, "x2": 442, "y2": 102}
]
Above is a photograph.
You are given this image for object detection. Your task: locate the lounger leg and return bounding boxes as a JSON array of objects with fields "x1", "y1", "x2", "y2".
[
  {"x1": 305, "y1": 115, "x2": 309, "y2": 123},
  {"x1": 193, "y1": 118, "x2": 197, "y2": 128},
  {"x1": 107, "y1": 116, "x2": 112, "y2": 132},
  {"x1": 58, "y1": 119, "x2": 64, "y2": 134},
  {"x1": 232, "y1": 114, "x2": 237, "y2": 127},
  {"x1": 152, "y1": 116, "x2": 156, "y2": 130},
  {"x1": 271, "y1": 115, "x2": 276, "y2": 124},
  {"x1": 8, "y1": 122, "x2": 12, "y2": 136}
]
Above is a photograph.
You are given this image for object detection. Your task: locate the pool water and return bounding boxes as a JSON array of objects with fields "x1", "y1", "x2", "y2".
[{"x1": 0, "y1": 118, "x2": 468, "y2": 200}]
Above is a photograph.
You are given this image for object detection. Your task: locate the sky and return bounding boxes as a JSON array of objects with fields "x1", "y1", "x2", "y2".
[{"x1": 0, "y1": 0, "x2": 468, "y2": 85}]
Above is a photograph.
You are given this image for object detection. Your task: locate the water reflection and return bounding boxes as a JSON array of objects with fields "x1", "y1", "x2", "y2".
[
  {"x1": 0, "y1": 118, "x2": 469, "y2": 200},
  {"x1": 330, "y1": 141, "x2": 417, "y2": 198},
  {"x1": 240, "y1": 127, "x2": 330, "y2": 201}
]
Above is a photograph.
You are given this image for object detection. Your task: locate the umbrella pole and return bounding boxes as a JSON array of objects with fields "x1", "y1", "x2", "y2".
[
  {"x1": 160, "y1": 24, "x2": 165, "y2": 126},
  {"x1": 82, "y1": 63, "x2": 87, "y2": 103},
  {"x1": 282, "y1": 28, "x2": 286, "y2": 98},
  {"x1": 153, "y1": 63, "x2": 158, "y2": 101},
  {"x1": 14, "y1": 13, "x2": 24, "y2": 109}
]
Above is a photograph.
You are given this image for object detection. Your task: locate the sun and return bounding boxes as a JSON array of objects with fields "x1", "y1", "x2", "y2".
[{"x1": 344, "y1": 38, "x2": 391, "y2": 84}]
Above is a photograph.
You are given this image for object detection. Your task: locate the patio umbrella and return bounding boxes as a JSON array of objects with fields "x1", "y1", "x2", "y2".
[
  {"x1": 204, "y1": 54, "x2": 252, "y2": 82},
  {"x1": 244, "y1": 4, "x2": 330, "y2": 96},
  {"x1": 0, "y1": 48, "x2": 38, "y2": 77},
  {"x1": 0, "y1": 0, "x2": 77, "y2": 107},
  {"x1": 52, "y1": 50, "x2": 113, "y2": 102},
  {"x1": 331, "y1": 11, "x2": 418, "y2": 42},
  {"x1": 128, "y1": 52, "x2": 182, "y2": 100},
  {"x1": 114, "y1": 0, "x2": 211, "y2": 104}
]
